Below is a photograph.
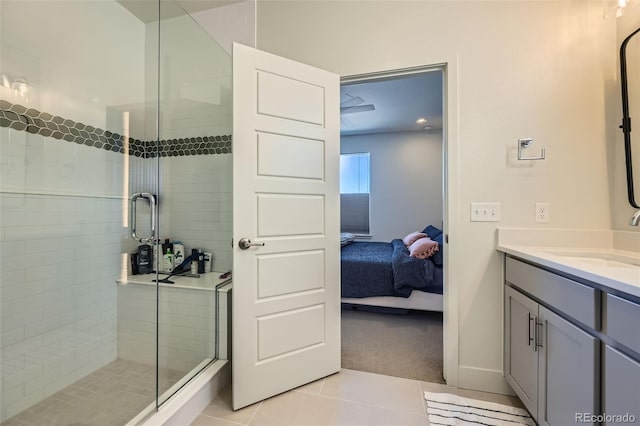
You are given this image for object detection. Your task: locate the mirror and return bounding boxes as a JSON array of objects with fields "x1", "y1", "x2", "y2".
[{"x1": 621, "y1": 27, "x2": 640, "y2": 208}]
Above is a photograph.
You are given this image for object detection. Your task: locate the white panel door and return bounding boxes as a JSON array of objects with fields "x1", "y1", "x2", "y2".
[{"x1": 232, "y1": 43, "x2": 340, "y2": 409}]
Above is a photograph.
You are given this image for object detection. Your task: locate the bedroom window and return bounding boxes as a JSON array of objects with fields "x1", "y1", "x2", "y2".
[{"x1": 340, "y1": 153, "x2": 370, "y2": 235}]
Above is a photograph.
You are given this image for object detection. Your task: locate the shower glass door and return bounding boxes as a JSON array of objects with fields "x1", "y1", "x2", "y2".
[
  {"x1": 0, "y1": 0, "x2": 229, "y2": 423},
  {"x1": 0, "y1": 0, "x2": 159, "y2": 424},
  {"x1": 155, "y1": 0, "x2": 232, "y2": 405}
]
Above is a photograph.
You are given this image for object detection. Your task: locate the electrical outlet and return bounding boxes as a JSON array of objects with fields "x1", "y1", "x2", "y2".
[
  {"x1": 470, "y1": 203, "x2": 501, "y2": 222},
  {"x1": 536, "y1": 203, "x2": 550, "y2": 223}
]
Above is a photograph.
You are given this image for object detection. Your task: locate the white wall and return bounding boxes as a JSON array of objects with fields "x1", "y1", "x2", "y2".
[
  {"x1": 611, "y1": 7, "x2": 640, "y2": 231},
  {"x1": 341, "y1": 131, "x2": 443, "y2": 242},
  {"x1": 0, "y1": 1, "x2": 146, "y2": 130},
  {"x1": 152, "y1": 13, "x2": 233, "y2": 140},
  {"x1": 191, "y1": 0, "x2": 256, "y2": 55},
  {"x1": 257, "y1": 0, "x2": 617, "y2": 393}
]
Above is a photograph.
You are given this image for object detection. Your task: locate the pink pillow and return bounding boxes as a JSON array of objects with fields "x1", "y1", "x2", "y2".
[
  {"x1": 409, "y1": 237, "x2": 439, "y2": 259},
  {"x1": 402, "y1": 232, "x2": 427, "y2": 247}
]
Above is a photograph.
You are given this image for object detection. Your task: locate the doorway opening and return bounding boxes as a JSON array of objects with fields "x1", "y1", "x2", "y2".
[{"x1": 339, "y1": 67, "x2": 446, "y2": 384}]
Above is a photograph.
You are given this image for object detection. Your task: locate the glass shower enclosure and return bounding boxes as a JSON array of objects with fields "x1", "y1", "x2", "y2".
[{"x1": 0, "y1": 1, "x2": 232, "y2": 424}]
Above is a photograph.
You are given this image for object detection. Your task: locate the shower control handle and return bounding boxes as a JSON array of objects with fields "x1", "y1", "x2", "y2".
[{"x1": 238, "y1": 238, "x2": 265, "y2": 250}]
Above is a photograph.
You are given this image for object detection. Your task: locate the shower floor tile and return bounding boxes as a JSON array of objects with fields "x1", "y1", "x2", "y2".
[{"x1": 1, "y1": 359, "x2": 183, "y2": 426}]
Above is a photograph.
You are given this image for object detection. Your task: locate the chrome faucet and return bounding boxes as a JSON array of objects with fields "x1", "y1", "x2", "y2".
[{"x1": 630, "y1": 210, "x2": 640, "y2": 226}]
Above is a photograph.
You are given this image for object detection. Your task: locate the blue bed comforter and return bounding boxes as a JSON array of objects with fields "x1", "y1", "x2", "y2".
[{"x1": 341, "y1": 239, "x2": 442, "y2": 298}]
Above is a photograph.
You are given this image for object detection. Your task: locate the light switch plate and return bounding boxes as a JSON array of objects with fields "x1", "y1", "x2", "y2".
[{"x1": 470, "y1": 203, "x2": 501, "y2": 222}]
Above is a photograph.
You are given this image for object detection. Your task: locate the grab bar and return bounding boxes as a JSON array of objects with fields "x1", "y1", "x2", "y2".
[{"x1": 130, "y1": 192, "x2": 156, "y2": 243}]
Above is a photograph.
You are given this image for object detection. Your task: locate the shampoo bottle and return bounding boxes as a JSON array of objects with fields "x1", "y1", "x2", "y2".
[
  {"x1": 173, "y1": 242, "x2": 185, "y2": 266},
  {"x1": 191, "y1": 249, "x2": 198, "y2": 275},
  {"x1": 162, "y1": 238, "x2": 173, "y2": 256},
  {"x1": 204, "y1": 252, "x2": 213, "y2": 272},
  {"x1": 197, "y1": 249, "x2": 205, "y2": 274},
  {"x1": 137, "y1": 244, "x2": 153, "y2": 274},
  {"x1": 163, "y1": 247, "x2": 174, "y2": 273},
  {"x1": 152, "y1": 239, "x2": 159, "y2": 272}
]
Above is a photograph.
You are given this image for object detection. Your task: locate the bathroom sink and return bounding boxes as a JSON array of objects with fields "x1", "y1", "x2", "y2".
[{"x1": 544, "y1": 250, "x2": 640, "y2": 268}]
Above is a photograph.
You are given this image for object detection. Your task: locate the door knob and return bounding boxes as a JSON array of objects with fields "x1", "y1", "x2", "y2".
[{"x1": 238, "y1": 238, "x2": 265, "y2": 250}]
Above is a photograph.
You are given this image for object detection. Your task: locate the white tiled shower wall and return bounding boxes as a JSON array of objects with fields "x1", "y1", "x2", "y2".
[
  {"x1": 117, "y1": 284, "x2": 216, "y2": 374},
  {"x1": 153, "y1": 12, "x2": 233, "y2": 272},
  {"x1": 0, "y1": 131, "x2": 231, "y2": 422},
  {"x1": 0, "y1": 128, "x2": 146, "y2": 421},
  {"x1": 158, "y1": 154, "x2": 233, "y2": 273}
]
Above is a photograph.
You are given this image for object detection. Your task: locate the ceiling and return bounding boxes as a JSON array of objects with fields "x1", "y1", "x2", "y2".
[
  {"x1": 340, "y1": 71, "x2": 443, "y2": 136},
  {"x1": 117, "y1": 0, "x2": 241, "y2": 23}
]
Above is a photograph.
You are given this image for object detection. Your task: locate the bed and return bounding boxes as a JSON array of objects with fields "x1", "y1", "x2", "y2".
[{"x1": 340, "y1": 235, "x2": 444, "y2": 312}]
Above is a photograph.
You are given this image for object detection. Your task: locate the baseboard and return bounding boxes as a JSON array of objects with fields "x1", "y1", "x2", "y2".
[{"x1": 458, "y1": 366, "x2": 514, "y2": 396}]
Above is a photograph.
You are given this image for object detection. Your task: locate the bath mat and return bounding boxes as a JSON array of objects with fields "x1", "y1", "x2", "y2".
[{"x1": 424, "y1": 392, "x2": 535, "y2": 426}]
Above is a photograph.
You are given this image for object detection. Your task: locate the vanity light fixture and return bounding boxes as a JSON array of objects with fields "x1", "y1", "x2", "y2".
[
  {"x1": 416, "y1": 117, "x2": 428, "y2": 125},
  {"x1": 604, "y1": 0, "x2": 631, "y2": 18},
  {"x1": 617, "y1": 0, "x2": 629, "y2": 15}
]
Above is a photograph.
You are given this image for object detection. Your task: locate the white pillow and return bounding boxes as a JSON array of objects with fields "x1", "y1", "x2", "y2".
[{"x1": 340, "y1": 232, "x2": 356, "y2": 247}]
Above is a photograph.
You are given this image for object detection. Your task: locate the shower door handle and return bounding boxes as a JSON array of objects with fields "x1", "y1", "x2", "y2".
[{"x1": 131, "y1": 193, "x2": 156, "y2": 243}]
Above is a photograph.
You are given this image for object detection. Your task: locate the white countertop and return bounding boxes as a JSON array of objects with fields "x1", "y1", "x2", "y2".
[
  {"x1": 116, "y1": 271, "x2": 231, "y2": 292},
  {"x1": 497, "y1": 228, "x2": 640, "y2": 298}
]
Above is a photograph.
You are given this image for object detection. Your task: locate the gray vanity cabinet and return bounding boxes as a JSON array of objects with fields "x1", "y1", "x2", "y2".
[
  {"x1": 505, "y1": 257, "x2": 600, "y2": 425},
  {"x1": 603, "y1": 293, "x2": 640, "y2": 424},
  {"x1": 537, "y1": 306, "x2": 599, "y2": 426},
  {"x1": 603, "y1": 345, "x2": 640, "y2": 425},
  {"x1": 504, "y1": 285, "x2": 539, "y2": 416},
  {"x1": 505, "y1": 285, "x2": 599, "y2": 424}
]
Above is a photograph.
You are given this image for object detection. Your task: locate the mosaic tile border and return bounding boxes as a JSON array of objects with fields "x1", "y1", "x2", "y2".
[
  {"x1": 151, "y1": 135, "x2": 231, "y2": 158},
  {"x1": 0, "y1": 100, "x2": 231, "y2": 157}
]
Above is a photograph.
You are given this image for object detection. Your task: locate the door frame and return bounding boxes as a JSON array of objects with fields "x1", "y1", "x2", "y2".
[{"x1": 340, "y1": 62, "x2": 459, "y2": 386}]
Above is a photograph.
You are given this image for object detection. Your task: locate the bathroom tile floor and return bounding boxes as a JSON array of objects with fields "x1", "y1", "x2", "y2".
[
  {"x1": 1, "y1": 359, "x2": 183, "y2": 426},
  {"x1": 192, "y1": 368, "x2": 524, "y2": 426}
]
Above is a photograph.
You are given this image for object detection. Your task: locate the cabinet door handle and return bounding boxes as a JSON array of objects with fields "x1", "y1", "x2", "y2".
[
  {"x1": 528, "y1": 313, "x2": 534, "y2": 347},
  {"x1": 534, "y1": 318, "x2": 543, "y2": 351}
]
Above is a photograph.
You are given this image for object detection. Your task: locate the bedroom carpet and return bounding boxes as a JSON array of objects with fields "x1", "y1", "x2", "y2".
[{"x1": 341, "y1": 306, "x2": 445, "y2": 384}]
